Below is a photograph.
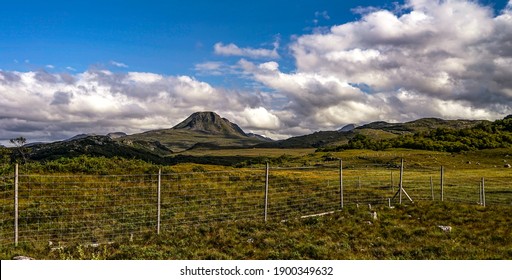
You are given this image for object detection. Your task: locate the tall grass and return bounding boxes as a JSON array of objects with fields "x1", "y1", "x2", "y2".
[{"x1": 0, "y1": 148, "x2": 511, "y2": 259}]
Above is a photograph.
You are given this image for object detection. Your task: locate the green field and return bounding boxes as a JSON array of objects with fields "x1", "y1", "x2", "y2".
[
  {"x1": 1, "y1": 148, "x2": 511, "y2": 259},
  {"x1": 1, "y1": 202, "x2": 511, "y2": 260}
]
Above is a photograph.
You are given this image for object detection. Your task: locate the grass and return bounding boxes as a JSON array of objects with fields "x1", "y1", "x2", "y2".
[
  {"x1": 1, "y1": 201, "x2": 511, "y2": 260},
  {"x1": 1, "y1": 148, "x2": 511, "y2": 260}
]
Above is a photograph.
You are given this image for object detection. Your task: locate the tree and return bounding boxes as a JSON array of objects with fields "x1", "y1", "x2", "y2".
[{"x1": 10, "y1": 137, "x2": 28, "y2": 164}]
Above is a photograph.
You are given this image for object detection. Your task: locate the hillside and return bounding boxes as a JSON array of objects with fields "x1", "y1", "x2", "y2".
[
  {"x1": 119, "y1": 112, "x2": 268, "y2": 152},
  {"x1": 172, "y1": 111, "x2": 247, "y2": 137},
  {"x1": 15, "y1": 113, "x2": 512, "y2": 164},
  {"x1": 23, "y1": 112, "x2": 270, "y2": 162},
  {"x1": 259, "y1": 118, "x2": 491, "y2": 149},
  {"x1": 27, "y1": 135, "x2": 170, "y2": 163}
]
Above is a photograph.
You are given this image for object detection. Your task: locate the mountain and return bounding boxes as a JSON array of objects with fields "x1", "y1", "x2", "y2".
[
  {"x1": 172, "y1": 111, "x2": 247, "y2": 137},
  {"x1": 258, "y1": 118, "x2": 489, "y2": 149},
  {"x1": 247, "y1": 133, "x2": 273, "y2": 142},
  {"x1": 118, "y1": 111, "x2": 269, "y2": 152},
  {"x1": 107, "y1": 132, "x2": 127, "y2": 139},
  {"x1": 359, "y1": 118, "x2": 489, "y2": 133},
  {"x1": 28, "y1": 135, "x2": 169, "y2": 163},
  {"x1": 256, "y1": 131, "x2": 349, "y2": 148},
  {"x1": 21, "y1": 112, "x2": 507, "y2": 164},
  {"x1": 64, "y1": 133, "x2": 97, "y2": 142},
  {"x1": 65, "y1": 132, "x2": 127, "y2": 141},
  {"x1": 339, "y1": 124, "x2": 357, "y2": 132}
]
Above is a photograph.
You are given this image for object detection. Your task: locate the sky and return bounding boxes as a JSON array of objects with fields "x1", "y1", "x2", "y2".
[{"x1": 1, "y1": 0, "x2": 511, "y2": 144}]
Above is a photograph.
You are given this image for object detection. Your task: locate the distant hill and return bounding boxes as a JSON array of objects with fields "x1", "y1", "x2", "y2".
[
  {"x1": 339, "y1": 124, "x2": 357, "y2": 132},
  {"x1": 28, "y1": 135, "x2": 169, "y2": 163},
  {"x1": 20, "y1": 112, "x2": 512, "y2": 163},
  {"x1": 107, "y1": 132, "x2": 127, "y2": 139},
  {"x1": 359, "y1": 118, "x2": 490, "y2": 133},
  {"x1": 118, "y1": 111, "x2": 269, "y2": 152},
  {"x1": 258, "y1": 118, "x2": 490, "y2": 149},
  {"x1": 247, "y1": 133, "x2": 273, "y2": 142}
]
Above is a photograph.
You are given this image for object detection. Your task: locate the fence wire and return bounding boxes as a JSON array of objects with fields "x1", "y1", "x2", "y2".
[{"x1": 0, "y1": 163, "x2": 511, "y2": 248}]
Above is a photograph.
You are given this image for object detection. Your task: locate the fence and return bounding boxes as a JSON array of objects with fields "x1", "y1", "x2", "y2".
[{"x1": 1, "y1": 160, "x2": 511, "y2": 247}]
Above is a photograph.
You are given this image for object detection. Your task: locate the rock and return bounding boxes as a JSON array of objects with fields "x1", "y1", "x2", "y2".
[
  {"x1": 370, "y1": 211, "x2": 378, "y2": 220},
  {"x1": 437, "y1": 225, "x2": 452, "y2": 233},
  {"x1": 505, "y1": 164, "x2": 511, "y2": 168},
  {"x1": 12, "y1": 256, "x2": 34, "y2": 260}
]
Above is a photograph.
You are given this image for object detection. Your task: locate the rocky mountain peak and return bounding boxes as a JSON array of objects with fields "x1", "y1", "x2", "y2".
[{"x1": 172, "y1": 112, "x2": 247, "y2": 137}]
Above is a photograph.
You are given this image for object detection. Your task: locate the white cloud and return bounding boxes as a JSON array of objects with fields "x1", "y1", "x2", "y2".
[
  {"x1": 127, "y1": 72, "x2": 163, "y2": 83},
  {"x1": 237, "y1": 0, "x2": 511, "y2": 130},
  {"x1": 194, "y1": 61, "x2": 235, "y2": 76},
  {"x1": 0, "y1": 69, "x2": 267, "y2": 142},
  {"x1": 110, "y1": 60, "x2": 129, "y2": 68},
  {"x1": 235, "y1": 107, "x2": 281, "y2": 130},
  {"x1": 214, "y1": 42, "x2": 279, "y2": 59},
  {"x1": 2, "y1": 0, "x2": 511, "y2": 143}
]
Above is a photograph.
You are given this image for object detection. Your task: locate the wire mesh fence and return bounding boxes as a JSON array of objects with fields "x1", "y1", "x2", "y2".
[{"x1": 0, "y1": 160, "x2": 511, "y2": 248}]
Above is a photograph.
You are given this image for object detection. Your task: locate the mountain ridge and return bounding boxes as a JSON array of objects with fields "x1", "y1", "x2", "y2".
[{"x1": 17, "y1": 112, "x2": 511, "y2": 164}]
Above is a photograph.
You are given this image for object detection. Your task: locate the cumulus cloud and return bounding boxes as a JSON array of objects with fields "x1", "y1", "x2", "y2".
[
  {"x1": 2, "y1": 0, "x2": 511, "y2": 144},
  {"x1": 0, "y1": 69, "x2": 270, "y2": 143},
  {"x1": 239, "y1": 0, "x2": 512, "y2": 131},
  {"x1": 214, "y1": 42, "x2": 279, "y2": 59}
]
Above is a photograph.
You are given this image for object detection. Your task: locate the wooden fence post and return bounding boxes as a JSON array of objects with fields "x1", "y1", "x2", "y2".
[
  {"x1": 157, "y1": 168, "x2": 161, "y2": 235},
  {"x1": 481, "y1": 177, "x2": 486, "y2": 207},
  {"x1": 264, "y1": 162, "x2": 269, "y2": 222},
  {"x1": 430, "y1": 176, "x2": 434, "y2": 201},
  {"x1": 440, "y1": 166, "x2": 444, "y2": 202},
  {"x1": 339, "y1": 159, "x2": 343, "y2": 209},
  {"x1": 399, "y1": 159, "x2": 404, "y2": 204},
  {"x1": 14, "y1": 164, "x2": 19, "y2": 247}
]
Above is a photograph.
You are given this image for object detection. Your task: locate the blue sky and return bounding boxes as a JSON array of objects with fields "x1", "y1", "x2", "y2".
[
  {"x1": 1, "y1": 0, "x2": 511, "y2": 143},
  {"x1": 1, "y1": 0, "x2": 392, "y2": 77}
]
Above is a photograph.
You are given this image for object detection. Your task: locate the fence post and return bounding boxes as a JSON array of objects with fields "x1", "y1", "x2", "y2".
[
  {"x1": 479, "y1": 181, "x2": 482, "y2": 205},
  {"x1": 157, "y1": 168, "x2": 161, "y2": 235},
  {"x1": 430, "y1": 176, "x2": 434, "y2": 201},
  {"x1": 440, "y1": 166, "x2": 444, "y2": 202},
  {"x1": 264, "y1": 162, "x2": 269, "y2": 222},
  {"x1": 339, "y1": 159, "x2": 343, "y2": 209},
  {"x1": 399, "y1": 158, "x2": 404, "y2": 204},
  {"x1": 481, "y1": 177, "x2": 486, "y2": 207},
  {"x1": 14, "y1": 164, "x2": 19, "y2": 247},
  {"x1": 390, "y1": 171, "x2": 394, "y2": 192}
]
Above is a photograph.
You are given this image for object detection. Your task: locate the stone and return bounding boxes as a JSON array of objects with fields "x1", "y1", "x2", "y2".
[
  {"x1": 12, "y1": 256, "x2": 34, "y2": 260},
  {"x1": 437, "y1": 225, "x2": 452, "y2": 233},
  {"x1": 370, "y1": 211, "x2": 378, "y2": 220}
]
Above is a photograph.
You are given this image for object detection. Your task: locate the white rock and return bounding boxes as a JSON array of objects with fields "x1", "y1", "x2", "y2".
[
  {"x1": 437, "y1": 225, "x2": 452, "y2": 232},
  {"x1": 13, "y1": 256, "x2": 34, "y2": 260}
]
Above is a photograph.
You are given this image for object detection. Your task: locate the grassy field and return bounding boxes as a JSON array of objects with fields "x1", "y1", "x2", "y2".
[
  {"x1": 1, "y1": 148, "x2": 511, "y2": 259},
  {"x1": 1, "y1": 202, "x2": 511, "y2": 260}
]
